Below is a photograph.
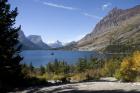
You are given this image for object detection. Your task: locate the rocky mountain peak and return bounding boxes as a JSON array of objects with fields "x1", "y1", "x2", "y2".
[
  {"x1": 90, "y1": 5, "x2": 140, "y2": 35},
  {"x1": 18, "y1": 31, "x2": 43, "y2": 50},
  {"x1": 18, "y1": 30, "x2": 26, "y2": 40},
  {"x1": 56, "y1": 40, "x2": 62, "y2": 45},
  {"x1": 77, "y1": 5, "x2": 140, "y2": 51},
  {"x1": 27, "y1": 35, "x2": 43, "y2": 44},
  {"x1": 48, "y1": 40, "x2": 63, "y2": 48},
  {"x1": 109, "y1": 7, "x2": 123, "y2": 15},
  {"x1": 27, "y1": 35, "x2": 50, "y2": 49}
]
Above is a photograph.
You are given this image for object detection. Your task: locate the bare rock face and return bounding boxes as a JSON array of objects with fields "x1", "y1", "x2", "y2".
[
  {"x1": 48, "y1": 40, "x2": 63, "y2": 48},
  {"x1": 18, "y1": 31, "x2": 41, "y2": 50},
  {"x1": 77, "y1": 5, "x2": 140, "y2": 51},
  {"x1": 60, "y1": 41, "x2": 78, "y2": 50},
  {"x1": 28, "y1": 35, "x2": 43, "y2": 44},
  {"x1": 27, "y1": 35, "x2": 50, "y2": 49},
  {"x1": 18, "y1": 31, "x2": 50, "y2": 50},
  {"x1": 93, "y1": 8, "x2": 123, "y2": 34}
]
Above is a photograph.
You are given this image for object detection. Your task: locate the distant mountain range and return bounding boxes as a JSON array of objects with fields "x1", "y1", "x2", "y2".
[
  {"x1": 27, "y1": 35, "x2": 50, "y2": 50},
  {"x1": 19, "y1": 5, "x2": 140, "y2": 51},
  {"x1": 58, "y1": 41, "x2": 78, "y2": 50},
  {"x1": 76, "y1": 5, "x2": 140, "y2": 52},
  {"x1": 48, "y1": 40, "x2": 63, "y2": 48},
  {"x1": 18, "y1": 31, "x2": 50, "y2": 50},
  {"x1": 18, "y1": 31, "x2": 66, "y2": 50}
]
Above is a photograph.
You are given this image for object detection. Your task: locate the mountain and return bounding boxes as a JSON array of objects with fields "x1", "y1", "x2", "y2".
[
  {"x1": 55, "y1": 41, "x2": 78, "y2": 50},
  {"x1": 48, "y1": 40, "x2": 63, "y2": 48},
  {"x1": 18, "y1": 31, "x2": 41, "y2": 50},
  {"x1": 27, "y1": 35, "x2": 50, "y2": 49},
  {"x1": 77, "y1": 5, "x2": 140, "y2": 52}
]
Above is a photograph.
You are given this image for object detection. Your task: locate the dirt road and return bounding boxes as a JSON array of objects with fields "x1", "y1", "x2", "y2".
[{"x1": 12, "y1": 77, "x2": 140, "y2": 93}]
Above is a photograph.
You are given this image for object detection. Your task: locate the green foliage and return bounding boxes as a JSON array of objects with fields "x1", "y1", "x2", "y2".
[
  {"x1": 43, "y1": 57, "x2": 121, "y2": 82},
  {"x1": 76, "y1": 58, "x2": 88, "y2": 72},
  {"x1": 40, "y1": 65, "x2": 46, "y2": 75},
  {"x1": 22, "y1": 51, "x2": 140, "y2": 83},
  {"x1": 46, "y1": 59, "x2": 70, "y2": 75},
  {"x1": 29, "y1": 63, "x2": 34, "y2": 73},
  {"x1": 88, "y1": 58, "x2": 101, "y2": 69},
  {"x1": 0, "y1": 0, "x2": 23, "y2": 92},
  {"x1": 105, "y1": 44, "x2": 132, "y2": 53},
  {"x1": 100, "y1": 59, "x2": 121, "y2": 77}
]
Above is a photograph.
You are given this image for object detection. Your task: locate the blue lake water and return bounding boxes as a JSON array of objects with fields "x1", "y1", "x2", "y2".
[{"x1": 21, "y1": 50, "x2": 100, "y2": 67}]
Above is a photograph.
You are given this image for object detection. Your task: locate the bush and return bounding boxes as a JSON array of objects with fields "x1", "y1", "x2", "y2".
[
  {"x1": 85, "y1": 69, "x2": 101, "y2": 80},
  {"x1": 100, "y1": 59, "x2": 121, "y2": 77},
  {"x1": 115, "y1": 51, "x2": 140, "y2": 82},
  {"x1": 71, "y1": 73, "x2": 88, "y2": 82}
]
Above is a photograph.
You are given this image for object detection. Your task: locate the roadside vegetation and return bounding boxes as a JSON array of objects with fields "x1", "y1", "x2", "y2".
[
  {"x1": 21, "y1": 50, "x2": 139, "y2": 83},
  {"x1": 115, "y1": 51, "x2": 140, "y2": 82},
  {"x1": 1, "y1": 0, "x2": 140, "y2": 92},
  {"x1": 0, "y1": 0, "x2": 49, "y2": 92}
]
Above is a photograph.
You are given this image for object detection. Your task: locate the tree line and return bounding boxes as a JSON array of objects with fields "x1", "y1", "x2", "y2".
[
  {"x1": 22, "y1": 51, "x2": 140, "y2": 83},
  {"x1": 1, "y1": 0, "x2": 140, "y2": 92}
]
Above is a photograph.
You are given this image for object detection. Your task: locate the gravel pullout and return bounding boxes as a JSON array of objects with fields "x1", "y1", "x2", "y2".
[{"x1": 11, "y1": 78, "x2": 140, "y2": 93}]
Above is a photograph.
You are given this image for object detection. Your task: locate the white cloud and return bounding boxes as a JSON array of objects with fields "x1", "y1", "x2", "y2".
[
  {"x1": 83, "y1": 13, "x2": 101, "y2": 19},
  {"x1": 43, "y1": 2, "x2": 77, "y2": 10},
  {"x1": 102, "y1": 2, "x2": 112, "y2": 10},
  {"x1": 33, "y1": 0, "x2": 101, "y2": 20}
]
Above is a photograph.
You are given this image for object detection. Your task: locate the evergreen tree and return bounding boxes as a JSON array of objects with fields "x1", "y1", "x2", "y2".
[
  {"x1": 76, "y1": 58, "x2": 87, "y2": 72},
  {"x1": 46, "y1": 62, "x2": 54, "y2": 73},
  {"x1": 40, "y1": 65, "x2": 45, "y2": 75},
  {"x1": 29, "y1": 62, "x2": 34, "y2": 73},
  {"x1": 0, "y1": 0, "x2": 22, "y2": 91}
]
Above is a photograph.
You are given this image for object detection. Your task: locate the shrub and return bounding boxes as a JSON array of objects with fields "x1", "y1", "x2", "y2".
[
  {"x1": 115, "y1": 51, "x2": 140, "y2": 82},
  {"x1": 85, "y1": 69, "x2": 101, "y2": 80},
  {"x1": 70, "y1": 73, "x2": 88, "y2": 82},
  {"x1": 100, "y1": 59, "x2": 121, "y2": 77}
]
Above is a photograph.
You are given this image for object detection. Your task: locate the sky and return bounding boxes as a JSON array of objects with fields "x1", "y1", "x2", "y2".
[{"x1": 9, "y1": 0, "x2": 140, "y2": 44}]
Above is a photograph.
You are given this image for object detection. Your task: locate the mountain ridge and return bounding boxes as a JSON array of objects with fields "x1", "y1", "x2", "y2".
[
  {"x1": 48, "y1": 40, "x2": 63, "y2": 48},
  {"x1": 27, "y1": 35, "x2": 50, "y2": 50},
  {"x1": 77, "y1": 5, "x2": 140, "y2": 51},
  {"x1": 18, "y1": 31, "x2": 50, "y2": 50}
]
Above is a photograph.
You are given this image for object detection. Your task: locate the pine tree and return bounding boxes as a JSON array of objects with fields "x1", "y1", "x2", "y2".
[
  {"x1": 76, "y1": 58, "x2": 87, "y2": 73},
  {"x1": 0, "y1": 0, "x2": 23, "y2": 91},
  {"x1": 40, "y1": 65, "x2": 45, "y2": 75},
  {"x1": 29, "y1": 62, "x2": 34, "y2": 73}
]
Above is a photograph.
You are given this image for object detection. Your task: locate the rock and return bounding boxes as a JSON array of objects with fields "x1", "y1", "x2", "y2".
[
  {"x1": 48, "y1": 40, "x2": 63, "y2": 48},
  {"x1": 18, "y1": 31, "x2": 42, "y2": 50},
  {"x1": 27, "y1": 35, "x2": 50, "y2": 49},
  {"x1": 77, "y1": 5, "x2": 140, "y2": 51}
]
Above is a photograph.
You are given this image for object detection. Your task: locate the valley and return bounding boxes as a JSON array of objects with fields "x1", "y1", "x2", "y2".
[{"x1": 1, "y1": 0, "x2": 140, "y2": 92}]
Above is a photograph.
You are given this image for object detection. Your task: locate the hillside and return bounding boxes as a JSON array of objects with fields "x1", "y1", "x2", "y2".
[{"x1": 77, "y1": 5, "x2": 140, "y2": 52}]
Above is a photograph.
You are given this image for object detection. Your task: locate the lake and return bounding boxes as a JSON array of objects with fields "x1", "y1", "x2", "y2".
[{"x1": 21, "y1": 50, "x2": 100, "y2": 67}]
